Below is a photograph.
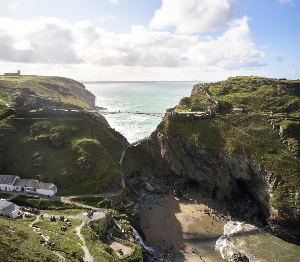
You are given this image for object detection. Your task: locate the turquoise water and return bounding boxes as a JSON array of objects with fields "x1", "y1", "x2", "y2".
[
  {"x1": 85, "y1": 81, "x2": 198, "y2": 143},
  {"x1": 216, "y1": 221, "x2": 300, "y2": 262}
]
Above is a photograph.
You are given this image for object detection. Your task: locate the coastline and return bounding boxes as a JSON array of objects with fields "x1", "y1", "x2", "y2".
[{"x1": 139, "y1": 185, "x2": 227, "y2": 262}]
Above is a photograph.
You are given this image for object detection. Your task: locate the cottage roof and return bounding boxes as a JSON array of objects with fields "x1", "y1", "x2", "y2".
[
  {"x1": 13, "y1": 179, "x2": 37, "y2": 188},
  {"x1": 0, "y1": 200, "x2": 10, "y2": 210},
  {"x1": 34, "y1": 182, "x2": 55, "y2": 190},
  {"x1": 3, "y1": 202, "x2": 16, "y2": 214},
  {"x1": 0, "y1": 175, "x2": 18, "y2": 186},
  {"x1": 233, "y1": 108, "x2": 243, "y2": 111}
]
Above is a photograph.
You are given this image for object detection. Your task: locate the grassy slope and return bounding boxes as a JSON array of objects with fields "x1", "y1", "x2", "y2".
[
  {"x1": 0, "y1": 115, "x2": 123, "y2": 195},
  {"x1": 0, "y1": 217, "x2": 57, "y2": 262},
  {"x1": 0, "y1": 76, "x2": 126, "y2": 195},
  {"x1": 0, "y1": 76, "x2": 93, "y2": 109}
]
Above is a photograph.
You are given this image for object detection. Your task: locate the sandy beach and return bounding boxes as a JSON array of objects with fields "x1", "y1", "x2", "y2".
[{"x1": 139, "y1": 184, "x2": 226, "y2": 262}]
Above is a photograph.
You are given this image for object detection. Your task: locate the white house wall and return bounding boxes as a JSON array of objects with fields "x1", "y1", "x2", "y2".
[
  {"x1": 11, "y1": 209, "x2": 19, "y2": 219},
  {"x1": 0, "y1": 176, "x2": 57, "y2": 196},
  {"x1": 0, "y1": 186, "x2": 13, "y2": 191},
  {"x1": 36, "y1": 188, "x2": 55, "y2": 196}
]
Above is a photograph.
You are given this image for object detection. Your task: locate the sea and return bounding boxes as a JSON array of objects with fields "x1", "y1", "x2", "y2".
[{"x1": 84, "y1": 81, "x2": 199, "y2": 143}]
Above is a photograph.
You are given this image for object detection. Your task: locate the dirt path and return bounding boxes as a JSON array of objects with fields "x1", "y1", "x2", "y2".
[
  {"x1": 76, "y1": 221, "x2": 93, "y2": 262},
  {"x1": 29, "y1": 215, "x2": 65, "y2": 262}
]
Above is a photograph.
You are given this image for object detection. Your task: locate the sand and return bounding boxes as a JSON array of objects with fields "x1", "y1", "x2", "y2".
[{"x1": 139, "y1": 185, "x2": 226, "y2": 262}]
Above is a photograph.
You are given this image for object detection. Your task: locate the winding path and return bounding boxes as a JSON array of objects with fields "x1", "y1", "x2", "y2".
[{"x1": 29, "y1": 215, "x2": 65, "y2": 262}]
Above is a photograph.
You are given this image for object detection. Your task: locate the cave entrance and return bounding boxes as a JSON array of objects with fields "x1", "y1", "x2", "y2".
[
  {"x1": 185, "y1": 180, "x2": 201, "y2": 199},
  {"x1": 187, "y1": 180, "x2": 199, "y2": 192},
  {"x1": 235, "y1": 178, "x2": 251, "y2": 200}
]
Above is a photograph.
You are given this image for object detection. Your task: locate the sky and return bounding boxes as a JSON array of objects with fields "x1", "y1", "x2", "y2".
[{"x1": 0, "y1": 0, "x2": 299, "y2": 81}]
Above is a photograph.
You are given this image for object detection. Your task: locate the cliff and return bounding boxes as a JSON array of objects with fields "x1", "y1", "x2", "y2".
[
  {"x1": 0, "y1": 75, "x2": 129, "y2": 195},
  {"x1": 124, "y1": 76, "x2": 300, "y2": 245}
]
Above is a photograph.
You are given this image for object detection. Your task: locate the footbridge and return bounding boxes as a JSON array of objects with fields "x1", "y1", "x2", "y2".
[{"x1": 100, "y1": 111, "x2": 165, "y2": 118}]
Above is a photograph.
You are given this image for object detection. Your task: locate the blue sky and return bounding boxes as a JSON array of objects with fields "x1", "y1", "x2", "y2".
[{"x1": 0, "y1": 0, "x2": 299, "y2": 81}]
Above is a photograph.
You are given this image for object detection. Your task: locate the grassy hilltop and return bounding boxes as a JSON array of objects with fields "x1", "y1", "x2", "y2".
[
  {"x1": 0, "y1": 76, "x2": 128, "y2": 195},
  {"x1": 171, "y1": 76, "x2": 300, "y2": 211}
]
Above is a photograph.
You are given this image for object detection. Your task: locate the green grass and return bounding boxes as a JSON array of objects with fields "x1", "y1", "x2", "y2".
[
  {"x1": 34, "y1": 218, "x2": 82, "y2": 234},
  {"x1": 33, "y1": 218, "x2": 84, "y2": 261},
  {"x1": 13, "y1": 195, "x2": 77, "y2": 210},
  {"x1": 73, "y1": 196, "x2": 112, "y2": 208},
  {"x1": 81, "y1": 226, "x2": 115, "y2": 262},
  {"x1": 167, "y1": 76, "x2": 300, "y2": 194},
  {"x1": 0, "y1": 216, "x2": 58, "y2": 262},
  {"x1": 169, "y1": 114, "x2": 300, "y2": 189},
  {"x1": 40, "y1": 209, "x2": 83, "y2": 216},
  {"x1": 123, "y1": 145, "x2": 156, "y2": 178},
  {"x1": 0, "y1": 75, "x2": 132, "y2": 194},
  {"x1": 0, "y1": 115, "x2": 123, "y2": 195},
  {"x1": 0, "y1": 192, "x2": 11, "y2": 199},
  {"x1": 0, "y1": 76, "x2": 94, "y2": 109},
  {"x1": 269, "y1": 185, "x2": 296, "y2": 212}
]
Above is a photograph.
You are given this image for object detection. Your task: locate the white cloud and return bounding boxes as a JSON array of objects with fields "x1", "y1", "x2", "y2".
[
  {"x1": 0, "y1": 18, "x2": 82, "y2": 63},
  {"x1": 8, "y1": 1, "x2": 22, "y2": 14},
  {"x1": 181, "y1": 17, "x2": 265, "y2": 68},
  {"x1": 13, "y1": 39, "x2": 33, "y2": 50},
  {"x1": 149, "y1": 0, "x2": 234, "y2": 34},
  {"x1": 0, "y1": 15, "x2": 264, "y2": 72},
  {"x1": 97, "y1": 15, "x2": 118, "y2": 23},
  {"x1": 107, "y1": 0, "x2": 119, "y2": 4}
]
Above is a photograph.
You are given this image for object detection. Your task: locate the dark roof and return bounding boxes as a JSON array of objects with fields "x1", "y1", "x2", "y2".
[
  {"x1": 3, "y1": 202, "x2": 16, "y2": 214},
  {"x1": 13, "y1": 179, "x2": 37, "y2": 188},
  {"x1": 34, "y1": 182, "x2": 55, "y2": 190},
  {"x1": 0, "y1": 200, "x2": 10, "y2": 210},
  {"x1": 0, "y1": 175, "x2": 18, "y2": 186}
]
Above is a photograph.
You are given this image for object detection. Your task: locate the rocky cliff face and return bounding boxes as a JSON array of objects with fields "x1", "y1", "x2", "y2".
[
  {"x1": 138, "y1": 119, "x2": 300, "y2": 244},
  {"x1": 135, "y1": 77, "x2": 300, "y2": 245}
]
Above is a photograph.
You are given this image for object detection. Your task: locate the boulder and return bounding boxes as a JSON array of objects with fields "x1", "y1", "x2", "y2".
[{"x1": 145, "y1": 182, "x2": 154, "y2": 192}]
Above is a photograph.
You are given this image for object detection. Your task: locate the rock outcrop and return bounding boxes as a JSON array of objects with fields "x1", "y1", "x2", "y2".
[
  {"x1": 133, "y1": 77, "x2": 300, "y2": 245},
  {"x1": 138, "y1": 122, "x2": 300, "y2": 244}
]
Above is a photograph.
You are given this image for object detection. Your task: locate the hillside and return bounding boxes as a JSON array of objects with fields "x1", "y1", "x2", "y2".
[
  {"x1": 123, "y1": 76, "x2": 300, "y2": 245},
  {"x1": 0, "y1": 76, "x2": 129, "y2": 195}
]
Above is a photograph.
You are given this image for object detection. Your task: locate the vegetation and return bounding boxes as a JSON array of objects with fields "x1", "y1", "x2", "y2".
[
  {"x1": 73, "y1": 196, "x2": 112, "y2": 209},
  {"x1": 0, "y1": 216, "x2": 57, "y2": 262},
  {"x1": 166, "y1": 76, "x2": 300, "y2": 212},
  {"x1": 12, "y1": 195, "x2": 78, "y2": 210},
  {"x1": 0, "y1": 76, "x2": 94, "y2": 109},
  {"x1": 0, "y1": 76, "x2": 128, "y2": 195},
  {"x1": 122, "y1": 145, "x2": 156, "y2": 178}
]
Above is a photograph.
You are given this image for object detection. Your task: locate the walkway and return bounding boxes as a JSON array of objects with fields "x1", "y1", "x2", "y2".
[
  {"x1": 29, "y1": 216, "x2": 65, "y2": 262},
  {"x1": 100, "y1": 111, "x2": 164, "y2": 118}
]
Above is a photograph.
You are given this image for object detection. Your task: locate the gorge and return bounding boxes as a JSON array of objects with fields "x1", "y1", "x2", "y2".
[{"x1": 1, "y1": 75, "x2": 300, "y2": 261}]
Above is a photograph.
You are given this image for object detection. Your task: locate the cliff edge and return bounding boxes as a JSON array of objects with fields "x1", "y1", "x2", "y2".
[{"x1": 125, "y1": 76, "x2": 300, "y2": 245}]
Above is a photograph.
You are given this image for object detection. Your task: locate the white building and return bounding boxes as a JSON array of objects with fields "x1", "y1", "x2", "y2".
[
  {"x1": 232, "y1": 108, "x2": 244, "y2": 114},
  {"x1": 0, "y1": 175, "x2": 19, "y2": 192},
  {"x1": 0, "y1": 175, "x2": 57, "y2": 196},
  {"x1": 13, "y1": 179, "x2": 37, "y2": 193},
  {"x1": 34, "y1": 182, "x2": 57, "y2": 196},
  {"x1": 0, "y1": 200, "x2": 19, "y2": 219}
]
